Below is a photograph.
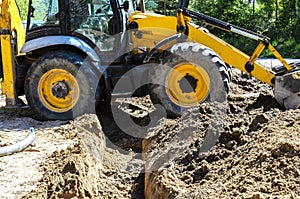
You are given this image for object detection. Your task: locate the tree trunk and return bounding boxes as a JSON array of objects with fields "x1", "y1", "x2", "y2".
[{"x1": 275, "y1": 0, "x2": 278, "y2": 21}]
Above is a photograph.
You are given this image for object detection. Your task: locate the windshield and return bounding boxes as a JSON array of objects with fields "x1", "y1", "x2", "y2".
[
  {"x1": 70, "y1": 0, "x2": 117, "y2": 51},
  {"x1": 29, "y1": 0, "x2": 59, "y2": 30},
  {"x1": 69, "y1": 0, "x2": 113, "y2": 34}
]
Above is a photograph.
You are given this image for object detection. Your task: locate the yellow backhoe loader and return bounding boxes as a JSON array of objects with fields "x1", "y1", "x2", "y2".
[{"x1": 0, "y1": 0, "x2": 299, "y2": 120}]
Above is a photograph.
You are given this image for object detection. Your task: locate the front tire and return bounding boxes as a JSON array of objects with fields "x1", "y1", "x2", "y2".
[
  {"x1": 149, "y1": 42, "x2": 230, "y2": 118},
  {"x1": 25, "y1": 51, "x2": 99, "y2": 120}
]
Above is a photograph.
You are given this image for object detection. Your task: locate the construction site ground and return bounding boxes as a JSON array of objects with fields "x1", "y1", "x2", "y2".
[{"x1": 0, "y1": 59, "x2": 299, "y2": 198}]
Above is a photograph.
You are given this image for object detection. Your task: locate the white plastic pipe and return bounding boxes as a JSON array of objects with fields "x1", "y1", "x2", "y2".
[{"x1": 0, "y1": 127, "x2": 36, "y2": 157}]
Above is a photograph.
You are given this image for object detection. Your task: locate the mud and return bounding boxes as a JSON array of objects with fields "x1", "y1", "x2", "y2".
[{"x1": 143, "y1": 71, "x2": 300, "y2": 199}]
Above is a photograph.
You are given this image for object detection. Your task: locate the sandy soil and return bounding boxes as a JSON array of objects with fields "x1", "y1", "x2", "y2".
[
  {"x1": 0, "y1": 59, "x2": 299, "y2": 199},
  {"x1": 0, "y1": 112, "x2": 106, "y2": 199},
  {"x1": 0, "y1": 94, "x2": 147, "y2": 199},
  {"x1": 143, "y1": 71, "x2": 300, "y2": 199}
]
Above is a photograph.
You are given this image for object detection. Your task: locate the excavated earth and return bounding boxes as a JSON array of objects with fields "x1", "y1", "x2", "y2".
[
  {"x1": 0, "y1": 97, "x2": 145, "y2": 199},
  {"x1": 0, "y1": 63, "x2": 299, "y2": 199},
  {"x1": 0, "y1": 112, "x2": 106, "y2": 198},
  {"x1": 143, "y1": 71, "x2": 300, "y2": 199}
]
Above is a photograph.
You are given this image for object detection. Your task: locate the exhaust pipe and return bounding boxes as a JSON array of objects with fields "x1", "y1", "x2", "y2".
[{"x1": 140, "y1": 0, "x2": 146, "y2": 13}]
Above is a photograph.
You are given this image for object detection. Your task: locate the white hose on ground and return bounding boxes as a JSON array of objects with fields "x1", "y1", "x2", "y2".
[{"x1": 0, "y1": 127, "x2": 36, "y2": 157}]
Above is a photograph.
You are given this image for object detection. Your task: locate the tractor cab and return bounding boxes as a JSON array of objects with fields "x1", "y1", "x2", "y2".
[{"x1": 25, "y1": 0, "x2": 130, "y2": 62}]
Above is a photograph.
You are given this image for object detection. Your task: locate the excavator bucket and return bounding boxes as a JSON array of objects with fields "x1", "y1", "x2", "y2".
[{"x1": 274, "y1": 68, "x2": 300, "y2": 109}]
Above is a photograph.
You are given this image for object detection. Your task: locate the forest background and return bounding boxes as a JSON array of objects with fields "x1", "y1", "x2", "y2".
[{"x1": 16, "y1": 0, "x2": 300, "y2": 58}]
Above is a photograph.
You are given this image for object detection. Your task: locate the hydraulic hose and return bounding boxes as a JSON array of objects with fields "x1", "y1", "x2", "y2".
[{"x1": 0, "y1": 127, "x2": 36, "y2": 157}]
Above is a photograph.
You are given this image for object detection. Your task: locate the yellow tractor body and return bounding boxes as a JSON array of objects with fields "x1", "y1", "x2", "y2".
[{"x1": 0, "y1": 0, "x2": 298, "y2": 120}]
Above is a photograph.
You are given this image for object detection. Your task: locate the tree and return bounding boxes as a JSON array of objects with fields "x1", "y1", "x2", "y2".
[
  {"x1": 190, "y1": 0, "x2": 259, "y2": 54},
  {"x1": 190, "y1": 0, "x2": 300, "y2": 57},
  {"x1": 16, "y1": 0, "x2": 29, "y2": 20},
  {"x1": 153, "y1": 0, "x2": 178, "y2": 15},
  {"x1": 145, "y1": 0, "x2": 157, "y2": 11}
]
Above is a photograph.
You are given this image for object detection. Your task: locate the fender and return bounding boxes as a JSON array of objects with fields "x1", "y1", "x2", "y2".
[
  {"x1": 21, "y1": 35, "x2": 100, "y2": 62},
  {"x1": 143, "y1": 33, "x2": 184, "y2": 63},
  {"x1": 20, "y1": 35, "x2": 111, "y2": 95}
]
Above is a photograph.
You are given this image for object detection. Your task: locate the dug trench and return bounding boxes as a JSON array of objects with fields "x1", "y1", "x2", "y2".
[
  {"x1": 0, "y1": 69, "x2": 299, "y2": 198},
  {"x1": 0, "y1": 92, "x2": 155, "y2": 198},
  {"x1": 0, "y1": 96, "x2": 149, "y2": 198}
]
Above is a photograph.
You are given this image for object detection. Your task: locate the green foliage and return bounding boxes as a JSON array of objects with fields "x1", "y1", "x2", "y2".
[
  {"x1": 15, "y1": 0, "x2": 52, "y2": 21},
  {"x1": 16, "y1": 0, "x2": 29, "y2": 20},
  {"x1": 152, "y1": 0, "x2": 178, "y2": 15},
  {"x1": 189, "y1": 0, "x2": 300, "y2": 58},
  {"x1": 30, "y1": 0, "x2": 49, "y2": 21},
  {"x1": 145, "y1": 0, "x2": 158, "y2": 11}
]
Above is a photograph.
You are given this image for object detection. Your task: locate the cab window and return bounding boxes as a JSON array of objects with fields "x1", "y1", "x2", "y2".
[
  {"x1": 70, "y1": 0, "x2": 116, "y2": 51},
  {"x1": 29, "y1": 0, "x2": 59, "y2": 30}
]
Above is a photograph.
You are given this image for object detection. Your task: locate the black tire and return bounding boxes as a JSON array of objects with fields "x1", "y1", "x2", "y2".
[
  {"x1": 149, "y1": 42, "x2": 230, "y2": 118},
  {"x1": 16, "y1": 64, "x2": 30, "y2": 95},
  {"x1": 25, "y1": 51, "x2": 99, "y2": 120}
]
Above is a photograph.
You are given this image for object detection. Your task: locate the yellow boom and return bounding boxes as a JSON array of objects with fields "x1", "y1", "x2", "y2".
[{"x1": 129, "y1": 7, "x2": 300, "y2": 109}]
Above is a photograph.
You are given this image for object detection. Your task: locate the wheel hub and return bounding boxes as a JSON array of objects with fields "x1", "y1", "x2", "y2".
[
  {"x1": 178, "y1": 73, "x2": 198, "y2": 93},
  {"x1": 38, "y1": 69, "x2": 80, "y2": 112},
  {"x1": 165, "y1": 62, "x2": 210, "y2": 108},
  {"x1": 52, "y1": 81, "x2": 69, "y2": 99}
]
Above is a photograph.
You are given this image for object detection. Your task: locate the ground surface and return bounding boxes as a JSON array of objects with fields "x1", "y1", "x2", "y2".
[
  {"x1": 0, "y1": 112, "x2": 106, "y2": 198},
  {"x1": 0, "y1": 60, "x2": 299, "y2": 198},
  {"x1": 0, "y1": 96, "x2": 145, "y2": 199},
  {"x1": 143, "y1": 71, "x2": 300, "y2": 199}
]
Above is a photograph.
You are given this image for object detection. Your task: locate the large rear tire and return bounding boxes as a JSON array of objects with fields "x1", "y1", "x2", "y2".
[
  {"x1": 25, "y1": 51, "x2": 99, "y2": 120},
  {"x1": 149, "y1": 42, "x2": 230, "y2": 118}
]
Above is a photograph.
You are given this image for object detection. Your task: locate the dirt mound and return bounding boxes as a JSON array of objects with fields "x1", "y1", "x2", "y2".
[
  {"x1": 0, "y1": 95, "x2": 148, "y2": 199},
  {"x1": 143, "y1": 73, "x2": 300, "y2": 199},
  {"x1": 0, "y1": 114, "x2": 105, "y2": 199},
  {"x1": 1, "y1": 67, "x2": 299, "y2": 198}
]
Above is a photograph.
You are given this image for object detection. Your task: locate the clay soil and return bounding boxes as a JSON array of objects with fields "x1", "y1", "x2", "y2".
[{"x1": 0, "y1": 67, "x2": 299, "y2": 199}]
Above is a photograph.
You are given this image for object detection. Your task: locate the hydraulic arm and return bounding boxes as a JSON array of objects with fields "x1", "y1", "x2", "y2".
[
  {"x1": 182, "y1": 8, "x2": 293, "y2": 73},
  {"x1": 179, "y1": 8, "x2": 300, "y2": 109}
]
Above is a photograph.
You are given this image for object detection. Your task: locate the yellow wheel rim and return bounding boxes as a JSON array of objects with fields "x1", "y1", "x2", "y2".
[
  {"x1": 165, "y1": 62, "x2": 210, "y2": 108},
  {"x1": 38, "y1": 69, "x2": 80, "y2": 112}
]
